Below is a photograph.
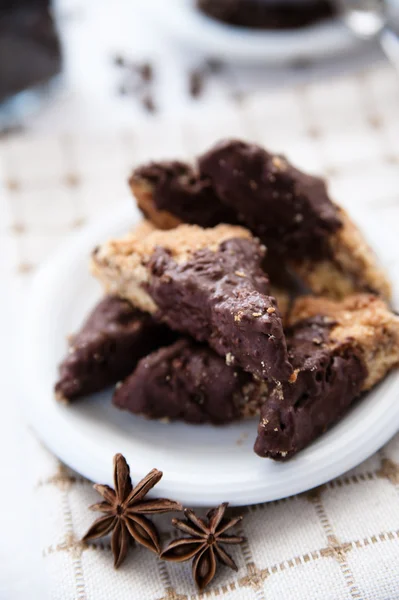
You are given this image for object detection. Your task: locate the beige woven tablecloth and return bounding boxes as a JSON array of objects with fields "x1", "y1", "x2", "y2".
[{"x1": 2, "y1": 63, "x2": 399, "y2": 599}]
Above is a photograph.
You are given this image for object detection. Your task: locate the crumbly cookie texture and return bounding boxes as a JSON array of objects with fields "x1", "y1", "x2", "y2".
[
  {"x1": 289, "y1": 293, "x2": 399, "y2": 390},
  {"x1": 54, "y1": 295, "x2": 175, "y2": 402},
  {"x1": 255, "y1": 293, "x2": 399, "y2": 460},
  {"x1": 129, "y1": 140, "x2": 391, "y2": 301},
  {"x1": 131, "y1": 219, "x2": 157, "y2": 239},
  {"x1": 113, "y1": 338, "x2": 268, "y2": 425},
  {"x1": 91, "y1": 223, "x2": 292, "y2": 381},
  {"x1": 294, "y1": 208, "x2": 391, "y2": 300},
  {"x1": 91, "y1": 223, "x2": 252, "y2": 313}
]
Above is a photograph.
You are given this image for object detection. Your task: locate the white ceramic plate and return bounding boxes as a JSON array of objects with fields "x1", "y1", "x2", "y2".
[
  {"x1": 24, "y1": 203, "x2": 399, "y2": 506},
  {"x1": 140, "y1": 0, "x2": 362, "y2": 64}
]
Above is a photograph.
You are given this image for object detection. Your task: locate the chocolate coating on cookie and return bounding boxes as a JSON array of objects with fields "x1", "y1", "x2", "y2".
[
  {"x1": 55, "y1": 295, "x2": 175, "y2": 401},
  {"x1": 113, "y1": 339, "x2": 264, "y2": 424},
  {"x1": 131, "y1": 161, "x2": 237, "y2": 228},
  {"x1": 198, "y1": 139, "x2": 341, "y2": 260},
  {"x1": 129, "y1": 141, "x2": 390, "y2": 300},
  {"x1": 146, "y1": 237, "x2": 292, "y2": 381},
  {"x1": 91, "y1": 224, "x2": 292, "y2": 381},
  {"x1": 254, "y1": 316, "x2": 367, "y2": 460}
]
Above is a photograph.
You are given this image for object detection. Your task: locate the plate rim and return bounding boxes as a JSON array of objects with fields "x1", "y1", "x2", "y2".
[{"x1": 140, "y1": 0, "x2": 362, "y2": 63}]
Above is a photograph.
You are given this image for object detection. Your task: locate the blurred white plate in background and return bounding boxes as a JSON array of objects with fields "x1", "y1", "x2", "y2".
[
  {"x1": 141, "y1": 0, "x2": 363, "y2": 63},
  {"x1": 23, "y1": 203, "x2": 399, "y2": 506}
]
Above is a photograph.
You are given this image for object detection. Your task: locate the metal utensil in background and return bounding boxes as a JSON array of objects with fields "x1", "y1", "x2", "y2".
[{"x1": 338, "y1": 0, "x2": 399, "y2": 71}]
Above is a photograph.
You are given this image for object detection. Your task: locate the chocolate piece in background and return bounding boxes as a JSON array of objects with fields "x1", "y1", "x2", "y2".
[
  {"x1": 0, "y1": 0, "x2": 61, "y2": 101},
  {"x1": 199, "y1": 139, "x2": 391, "y2": 300},
  {"x1": 130, "y1": 162, "x2": 237, "y2": 230},
  {"x1": 187, "y1": 59, "x2": 225, "y2": 100},
  {"x1": 113, "y1": 55, "x2": 158, "y2": 114},
  {"x1": 197, "y1": 0, "x2": 335, "y2": 30},
  {"x1": 55, "y1": 295, "x2": 176, "y2": 402},
  {"x1": 130, "y1": 167, "x2": 298, "y2": 318},
  {"x1": 132, "y1": 143, "x2": 340, "y2": 261},
  {"x1": 113, "y1": 338, "x2": 267, "y2": 425},
  {"x1": 189, "y1": 68, "x2": 205, "y2": 99},
  {"x1": 255, "y1": 294, "x2": 399, "y2": 460},
  {"x1": 131, "y1": 139, "x2": 391, "y2": 300},
  {"x1": 92, "y1": 223, "x2": 292, "y2": 382},
  {"x1": 199, "y1": 139, "x2": 341, "y2": 261}
]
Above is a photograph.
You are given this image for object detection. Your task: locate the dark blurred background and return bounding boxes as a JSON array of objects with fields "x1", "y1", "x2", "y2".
[{"x1": 1, "y1": 0, "x2": 398, "y2": 133}]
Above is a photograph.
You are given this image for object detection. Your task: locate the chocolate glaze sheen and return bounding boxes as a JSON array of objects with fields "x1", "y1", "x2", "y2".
[
  {"x1": 113, "y1": 338, "x2": 254, "y2": 424},
  {"x1": 198, "y1": 139, "x2": 342, "y2": 260},
  {"x1": 133, "y1": 161, "x2": 237, "y2": 227},
  {"x1": 146, "y1": 237, "x2": 292, "y2": 381},
  {"x1": 55, "y1": 295, "x2": 175, "y2": 401},
  {"x1": 254, "y1": 316, "x2": 367, "y2": 459}
]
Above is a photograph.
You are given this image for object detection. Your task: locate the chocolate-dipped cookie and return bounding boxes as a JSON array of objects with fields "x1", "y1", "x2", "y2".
[
  {"x1": 255, "y1": 294, "x2": 399, "y2": 459},
  {"x1": 130, "y1": 162, "x2": 236, "y2": 230},
  {"x1": 91, "y1": 223, "x2": 292, "y2": 381},
  {"x1": 55, "y1": 295, "x2": 175, "y2": 402},
  {"x1": 130, "y1": 140, "x2": 391, "y2": 300},
  {"x1": 113, "y1": 338, "x2": 267, "y2": 425}
]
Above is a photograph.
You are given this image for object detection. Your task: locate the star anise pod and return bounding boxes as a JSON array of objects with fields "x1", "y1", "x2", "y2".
[
  {"x1": 82, "y1": 453, "x2": 182, "y2": 568},
  {"x1": 161, "y1": 503, "x2": 244, "y2": 590}
]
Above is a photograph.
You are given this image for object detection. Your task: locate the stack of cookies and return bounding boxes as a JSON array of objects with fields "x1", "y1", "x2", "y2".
[{"x1": 55, "y1": 140, "x2": 399, "y2": 460}]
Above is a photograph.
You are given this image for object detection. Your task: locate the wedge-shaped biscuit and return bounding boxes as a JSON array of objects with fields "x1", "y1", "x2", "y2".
[
  {"x1": 199, "y1": 139, "x2": 340, "y2": 259},
  {"x1": 91, "y1": 223, "x2": 292, "y2": 381},
  {"x1": 255, "y1": 294, "x2": 399, "y2": 460},
  {"x1": 113, "y1": 338, "x2": 267, "y2": 425},
  {"x1": 55, "y1": 295, "x2": 175, "y2": 402},
  {"x1": 130, "y1": 161, "x2": 237, "y2": 230},
  {"x1": 199, "y1": 140, "x2": 390, "y2": 300},
  {"x1": 130, "y1": 139, "x2": 391, "y2": 300}
]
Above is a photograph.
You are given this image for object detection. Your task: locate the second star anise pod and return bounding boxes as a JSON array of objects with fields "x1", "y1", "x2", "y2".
[
  {"x1": 161, "y1": 502, "x2": 244, "y2": 590},
  {"x1": 82, "y1": 453, "x2": 182, "y2": 568}
]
